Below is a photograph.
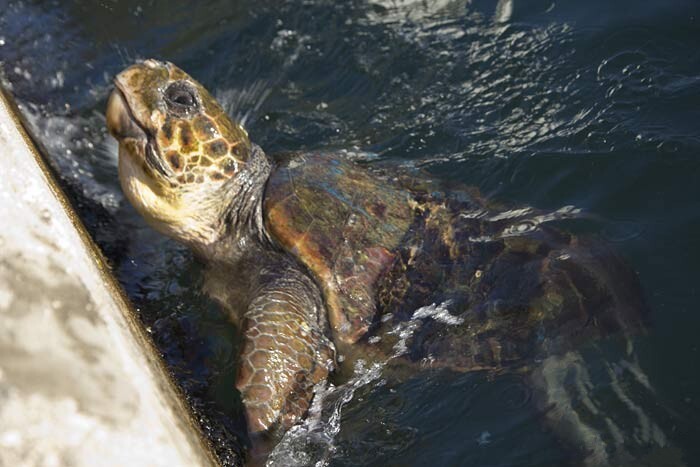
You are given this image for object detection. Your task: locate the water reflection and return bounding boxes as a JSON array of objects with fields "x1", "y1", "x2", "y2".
[{"x1": 1, "y1": 0, "x2": 700, "y2": 465}]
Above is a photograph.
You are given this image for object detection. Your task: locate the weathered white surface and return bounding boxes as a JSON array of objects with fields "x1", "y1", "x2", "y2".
[{"x1": 0, "y1": 92, "x2": 218, "y2": 467}]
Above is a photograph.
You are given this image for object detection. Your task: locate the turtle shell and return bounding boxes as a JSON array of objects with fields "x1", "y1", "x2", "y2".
[
  {"x1": 370, "y1": 198, "x2": 649, "y2": 371},
  {"x1": 264, "y1": 153, "x2": 414, "y2": 344}
]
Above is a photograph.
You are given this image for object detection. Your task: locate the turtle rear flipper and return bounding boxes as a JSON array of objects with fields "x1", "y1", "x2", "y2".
[{"x1": 531, "y1": 346, "x2": 675, "y2": 467}]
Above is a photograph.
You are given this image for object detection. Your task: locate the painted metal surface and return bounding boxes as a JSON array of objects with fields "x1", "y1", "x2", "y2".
[{"x1": 0, "y1": 88, "x2": 220, "y2": 467}]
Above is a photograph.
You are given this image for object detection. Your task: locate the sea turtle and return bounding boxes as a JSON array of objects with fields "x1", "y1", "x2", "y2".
[{"x1": 106, "y1": 60, "x2": 647, "y2": 460}]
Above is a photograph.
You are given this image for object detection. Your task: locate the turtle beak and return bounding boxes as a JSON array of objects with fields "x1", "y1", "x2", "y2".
[
  {"x1": 106, "y1": 87, "x2": 147, "y2": 142},
  {"x1": 107, "y1": 85, "x2": 172, "y2": 178}
]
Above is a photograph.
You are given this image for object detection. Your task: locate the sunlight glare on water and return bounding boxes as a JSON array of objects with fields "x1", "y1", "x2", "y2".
[{"x1": 1, "y1": 0, "x2": 699, "y2": 465}]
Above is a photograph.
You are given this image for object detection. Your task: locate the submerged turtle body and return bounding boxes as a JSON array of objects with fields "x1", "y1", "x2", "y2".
[
  {"x1": 265, "y1": 153, "x2": 646, "y2": 369},
  {"x1": 106, "y1": 60, "x2": 648, "y2": 462}
]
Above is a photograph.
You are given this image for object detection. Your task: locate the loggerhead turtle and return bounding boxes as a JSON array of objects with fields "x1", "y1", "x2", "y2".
[{"x1": 106, "y1": 60, "x2": 647, "y2": 456}]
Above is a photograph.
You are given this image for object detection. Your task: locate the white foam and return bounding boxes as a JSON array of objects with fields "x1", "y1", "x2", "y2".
[
  {"x1": 412, "y1": 300, "x2": 463, "y2": 326},
  {"x1": 266, "y1": 360, "x2": 385, "y2": 467},
  {"x1": 268, "y1": 300, "x2": 464, "y2": 465}
]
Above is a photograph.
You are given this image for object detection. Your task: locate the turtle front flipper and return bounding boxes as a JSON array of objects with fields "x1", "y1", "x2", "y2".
[{"x1": 236, "y1": 264, "x2": 335, "y2": 435}]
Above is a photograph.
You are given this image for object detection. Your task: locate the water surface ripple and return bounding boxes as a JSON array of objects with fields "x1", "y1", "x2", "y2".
[{"x1": 1, "y1": 0, "x2": 699, "y2": 465}]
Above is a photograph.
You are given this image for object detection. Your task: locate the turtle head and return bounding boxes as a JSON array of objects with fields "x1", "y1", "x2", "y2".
[{"x1": 106, "y1": 59, "x2": 255, "y2": 247}]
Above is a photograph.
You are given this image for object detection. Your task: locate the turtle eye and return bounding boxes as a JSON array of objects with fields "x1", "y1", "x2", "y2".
[{"x1": 164, "y1": 81, "x2": 199, "y2": 115}]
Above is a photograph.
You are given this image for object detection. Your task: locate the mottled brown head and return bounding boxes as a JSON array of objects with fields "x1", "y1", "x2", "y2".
[{"x1": 106, "y1": 59, "x2": 252, "y2": 244}]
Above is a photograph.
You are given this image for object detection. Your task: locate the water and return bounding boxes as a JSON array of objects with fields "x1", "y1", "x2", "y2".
[{"x1": 1, "y1": 0, "x2": 699, "y2": 465}]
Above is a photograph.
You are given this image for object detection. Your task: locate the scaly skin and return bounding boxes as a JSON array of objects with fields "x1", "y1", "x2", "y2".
[
  {"x1": 106, "y1": 60, "x2": 335, "y2": 439},
  {"x1": 203, "y1": 242, "x2": 334, "y2": 434}
]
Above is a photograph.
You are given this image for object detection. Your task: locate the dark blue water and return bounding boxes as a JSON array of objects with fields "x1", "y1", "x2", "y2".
[{"x1": 2, "y1": 0, "x2": 699, "y2": 465}]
